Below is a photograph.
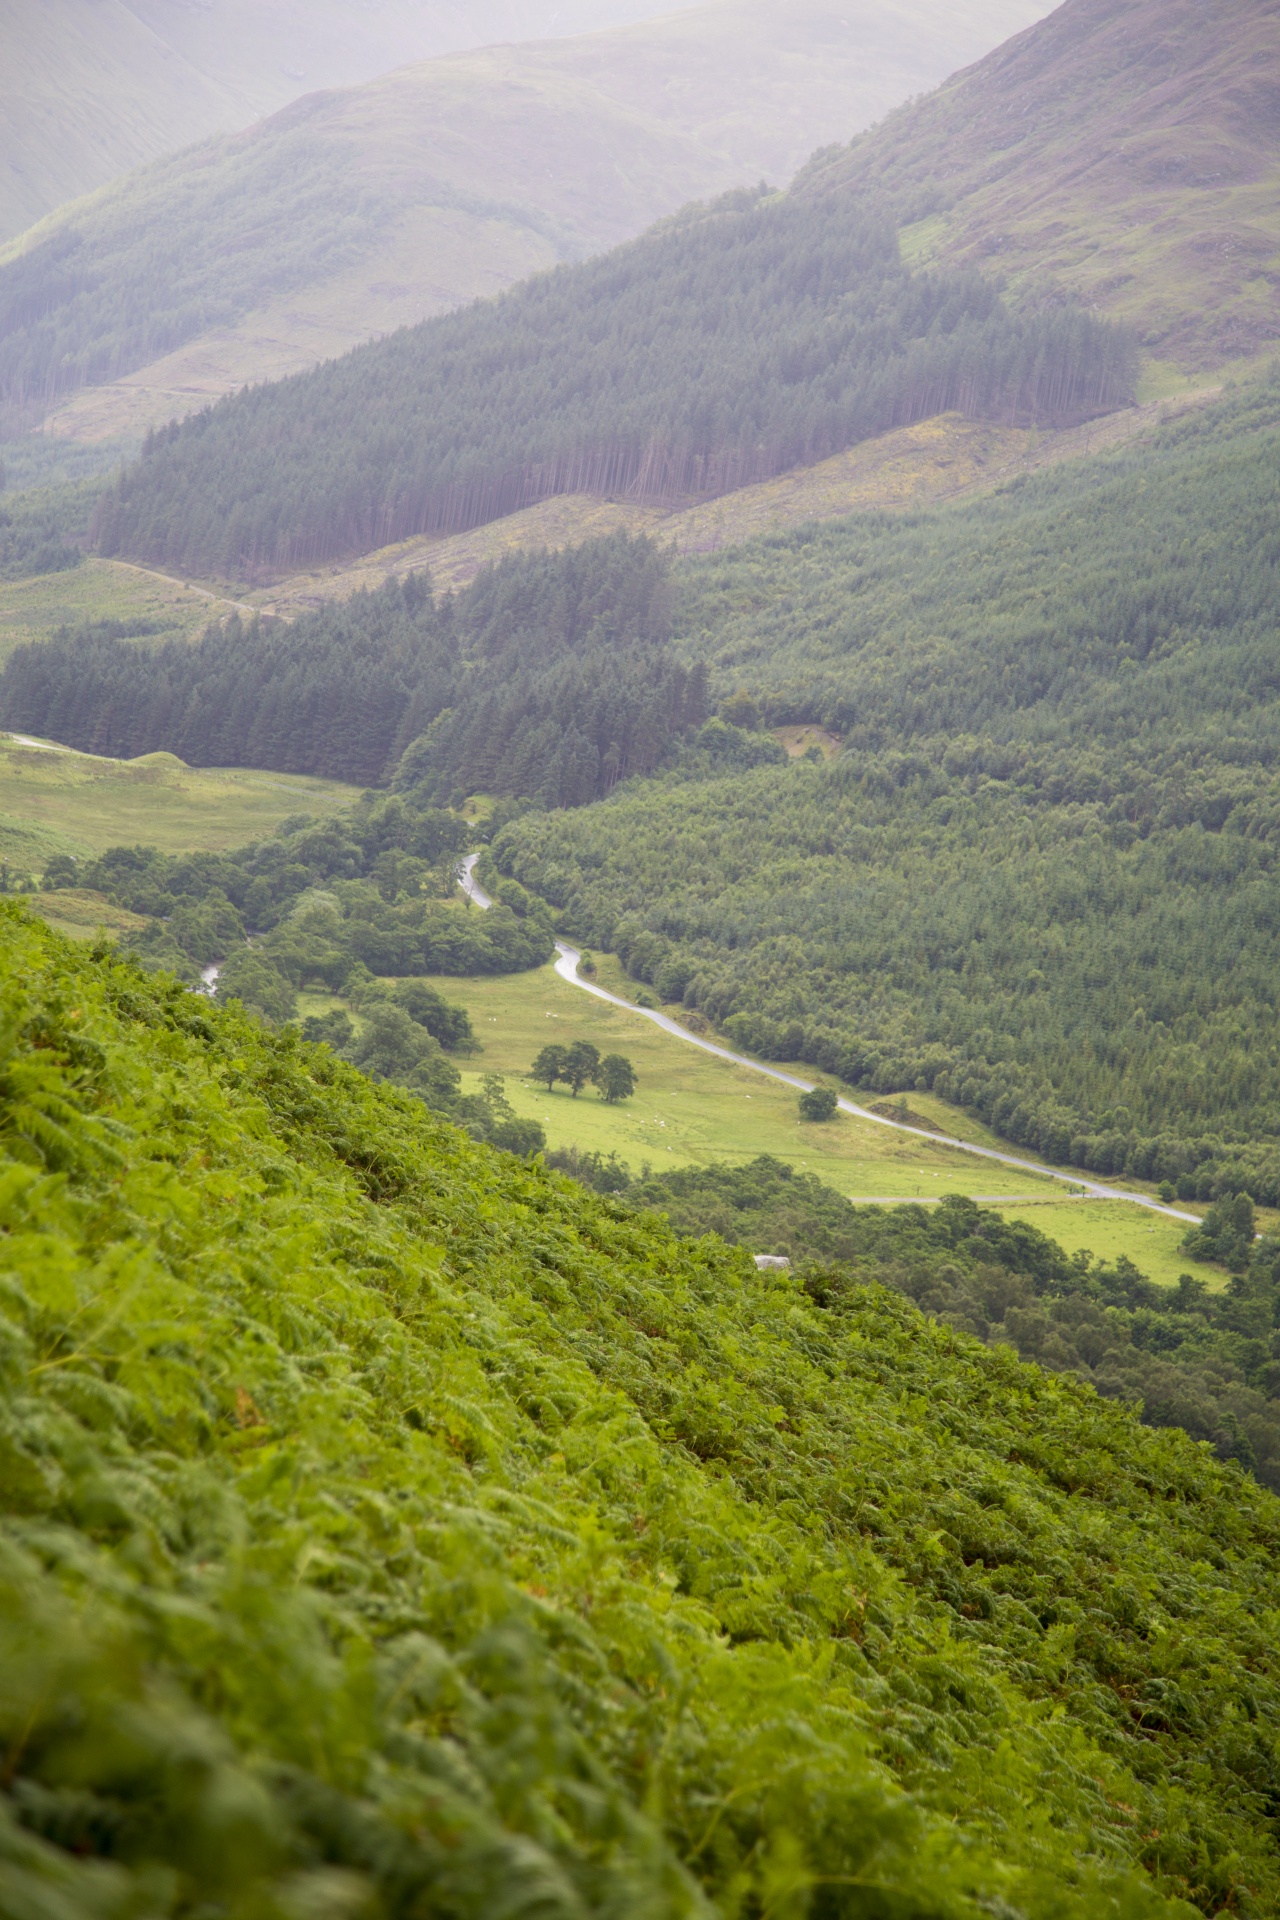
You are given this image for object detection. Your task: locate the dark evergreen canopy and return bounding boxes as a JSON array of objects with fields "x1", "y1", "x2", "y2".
[{"x1": 93, "y1": 189, "x2": 1136, "y2": 579}]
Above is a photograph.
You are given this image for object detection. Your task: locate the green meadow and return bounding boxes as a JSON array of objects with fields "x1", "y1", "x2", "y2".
[
  {"x1": 0, "y1": 734, "x2": 358, "y2": 865},
  {"x1": 297, "y1": 953, "x2": 1221, "y2": 1287},
  {"x1": 0, "y1": 556, "x2": 234, "y2": 664}
]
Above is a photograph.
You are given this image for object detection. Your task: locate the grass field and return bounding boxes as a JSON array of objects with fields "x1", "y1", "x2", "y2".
[
  {"x1": 300, "y1": 966, "x2": 1050, "y2": 1201},
  {"x1": 295, "y1": 958, "x2": 1224, "y2": 1286},
  {"x1": 0, "y1": 557, "x2": 239, "y2": 664},
  {"x1": 294, "y1": 955, "x2": 1224, "y2": 1293},
  {"x1": 0, "y1": 735, "x2": 358, "y2": 865},
  {"x1": 18, "y1": 887, "x2": 149, "y2": 943},
  {"x1": 990, "y1": 1199, "x2": 1225, "y2": 1292}
]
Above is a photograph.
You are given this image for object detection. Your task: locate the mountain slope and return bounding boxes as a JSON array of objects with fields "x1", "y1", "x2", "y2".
[
  {"x1": 88, "y1": 187, "x2": 1134, "y2": 580},
  {"x1": 0, "y1": 0, "x2": 678, "y2": 244},
  {"x1": 797, "y1": 0, "x2": 1280, "y2": 371},
  {"x1": 4, "y1": 0, "x2": 1056, "y2": 443},
  {"x1": 4, "y1": 899, "x2": 1280, "y2": 1915},
  {"x1": 490, "y1": 378, "x2": 1280, "y2": 1205}
]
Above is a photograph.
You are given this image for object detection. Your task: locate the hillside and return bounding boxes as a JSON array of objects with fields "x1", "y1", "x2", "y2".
[
  {"x1": 488, "y1": 377, "x2": 1280, "y2": 1208},
  {"x1": 0, "y1": 0, "x2": 676, "y2": 245},
  {"x1": 252, "y1": 386, "x2": 1219, "y2": 610},
  {"x1": 797, "y1": 0, "x2": 1280, "y2": 372},
  {"x1": 0, "y1": 534, "x2": 692, "y2": 797},
  {"x1": 89, "y1": 187, "x2": 1134, "y2": 580},
  {"x1": 5, "y1": 898, "x2": 1280, "y2": 1916},
  {"x1": 4, "y1": 0, "x2": 1055, "y2": 443}
]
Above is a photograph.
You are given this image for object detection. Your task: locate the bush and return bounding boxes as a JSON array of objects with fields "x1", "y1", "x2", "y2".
[
  {"x1": 799, "y1": 1085, "x2": 839, "y2": 1121},
  {"x1": 214, "y1": 948, "x2": 296, "y2": 1025}
]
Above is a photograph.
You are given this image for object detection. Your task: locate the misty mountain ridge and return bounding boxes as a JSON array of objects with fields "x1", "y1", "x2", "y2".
[
  {"x1": 0, "y1": 0, "x2": 681, "y2": 245},
  {"x1": 2, "y1": 0, "x2": 1053, "y2": 445}
]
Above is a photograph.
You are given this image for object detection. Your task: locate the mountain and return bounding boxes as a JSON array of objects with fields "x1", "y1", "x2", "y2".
[
  {"x1": 4, "y1": 0, "x2": 1055, "y2": 444},
  {"x1": 0, "y1": 0, "x2": 679, "y2": 245},
  {"x1": 87, "y1": 182, "x2": 1134, "y2": 581},
  {"x1": 5, "y1": 898, "x2": 1280, "y2": 1916},
  {"x1": 797, "y1": 0, "x2": 1280, "y2": 372}
]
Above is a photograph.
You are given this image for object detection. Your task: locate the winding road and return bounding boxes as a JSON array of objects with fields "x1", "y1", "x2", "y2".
[{"x1": 460, "y1": 856, "x2": 1200, "y2": 1224}]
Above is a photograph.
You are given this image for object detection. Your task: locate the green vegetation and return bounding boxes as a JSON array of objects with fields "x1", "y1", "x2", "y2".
[
  {"x1": 496, "y1": 381, "x2": 1280, "y2": 1204},
  {"x1": 7, "y1": 900, "x2": 1280, "y2": 1916},
  {"x1": 531, "y1": 1039, "x2": 636, "y2": 1102},
  {"x1": 94, "y1": 189, "x2": 1133, "y2": 579},
  {"x1": 0, "y1": 555, "x2": 220, "y2": 666},
  {"x1": 0, "y1": 734, "x2": 357, "y2": 869},
  {"x1": 301, "y1": 991, "x2": 543, "y2": 1158},
  {"x1": 799, "y1": 1085, "x2": 838, "y2": 1121},
  {"x1": 796, "y1": 0, "x2": 1280, "y2": 372},
  {"x1": 2, "y1": 535, "x2": 705, "y2": 802},
  {"x1": 614, "y1": 1157, "x2": 1280, "y2": 1489},
  {"x1": 0, "y1": 475, "x2": 97, "y2": 580},
  {"x1": 49, "y1": 796, "x2": 549, "y2": 988},
  {"x1": 1183, "y1": 1194, "x2": 1260, "y2": 1275},
  {"x1": 407, "y1": 952, "x2": 1067, "y2": 1202}
]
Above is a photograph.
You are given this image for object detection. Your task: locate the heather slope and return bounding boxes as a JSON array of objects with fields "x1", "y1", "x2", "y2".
[
  {"x1": 797, "y1": 0, "x2": 1280, "y2": 371},
  {"x1": 4, "y1": 900, "x2": 1280, "y2": 1914}
]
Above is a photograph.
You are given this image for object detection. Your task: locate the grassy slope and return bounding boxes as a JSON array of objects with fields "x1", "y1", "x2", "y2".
[
  {"x1": 5, "y1": 899, "x2": 1280, "y2": 1916},
  {"x1": 0, "y1": 0, "x2": 673, "y2": 244},
  {"x1": 0, "y1": 735, "x2": 358, "y2": 866},
  {"x1": 0, "y1": 558, "x2": 247, "y2": 664},
  {"x1": 0, "y1": 0, "x2": 241, "y2": 245},
  {"x1": 295, "y1": 956, "x2": 1226, "y2": 1289},
  {"x1": 22, "y1": 0, "x2": 1053, "y2": 443},
  {"x1": 797, "y1": 0, "x2": 1280, "y2": 372}
]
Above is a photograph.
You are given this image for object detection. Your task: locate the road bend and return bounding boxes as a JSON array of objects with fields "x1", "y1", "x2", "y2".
[{"x1": 459, "y1": 855, "x2": 1200, "y2": 1224}]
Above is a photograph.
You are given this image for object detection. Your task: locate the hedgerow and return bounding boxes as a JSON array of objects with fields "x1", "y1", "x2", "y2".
[{"x1": 2, "y1": 902, "x2": 1278, "y2": 1918}]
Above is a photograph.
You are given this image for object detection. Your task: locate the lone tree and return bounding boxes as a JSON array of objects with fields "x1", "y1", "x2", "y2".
[
  {"x1": 531, "y1": 1044, "x2": 566, "y2": 1091},
  {"x1": 562, "y1": 1039, "x2": 601, "y2": 1096},
  {"x1": 596, "y1": 1053, "x2": 637, "y2": 1103},
  {"x1": 799, "y1": 1085, "x2": 839, "y2": 1122}
]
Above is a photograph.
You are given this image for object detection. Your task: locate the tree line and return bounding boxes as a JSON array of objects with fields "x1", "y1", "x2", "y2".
[
  {"x1": 0, "y1": 532, "x2": 703, "y2": 803},
  {"x1": 92, "y1": 188, "x2": 1136, "y2": 580}
]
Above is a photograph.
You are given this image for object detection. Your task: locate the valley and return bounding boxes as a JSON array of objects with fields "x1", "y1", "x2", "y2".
[
  {"x1": 4, "y1": 1, "x2": 1280, "y2": 1913},
  {"x1": 302, "y1": 951, "x2": 1231, "y2": 1289}
]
